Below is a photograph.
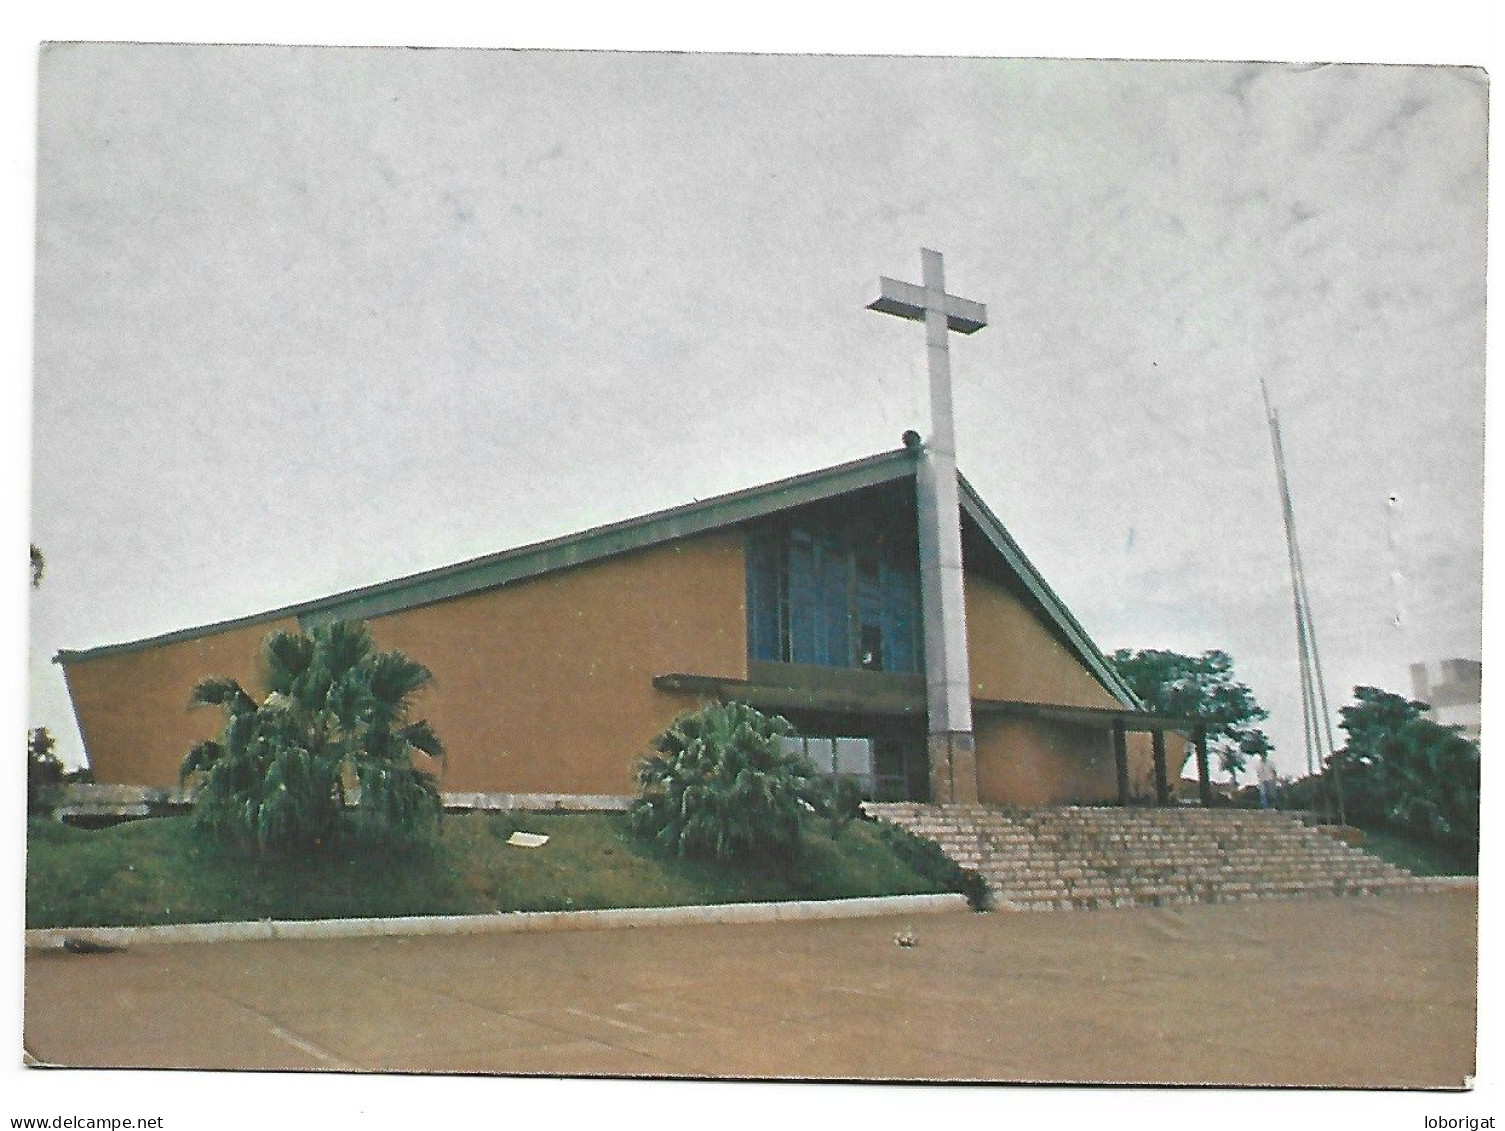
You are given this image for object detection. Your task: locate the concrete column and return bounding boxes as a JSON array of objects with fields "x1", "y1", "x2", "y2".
[
  {"x1": 869, "y1": 248, "x2": 987, "y2": 807},
  {"x1": 1113, "y1": 718, "x2": 1130, "y2": 806},
  {"x1": 1151, "y1": 728, "x2": 1170, "y2": 806},
  {"x1": 1195, "y1": 724, "x2": 1212, "y2": 807}
]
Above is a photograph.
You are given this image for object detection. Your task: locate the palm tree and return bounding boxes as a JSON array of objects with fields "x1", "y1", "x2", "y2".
[
  {"x1": 181, "y1": 620, "x2": 444, "y2": 854},
  {"x1": 630, "y1": 701, "x2": 823, "y2": 862}
]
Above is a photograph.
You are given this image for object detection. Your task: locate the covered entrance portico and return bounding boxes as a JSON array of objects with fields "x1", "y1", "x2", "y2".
[
  {"x1": 654, "y1": 666, "x2": 930, "y2": 803},
  {"x1": 974, "y1": 698, "x2": 1214, "y2": 807},
  {"x1": 654, "y1": 669, "x2": 1211, "y2": 807}
]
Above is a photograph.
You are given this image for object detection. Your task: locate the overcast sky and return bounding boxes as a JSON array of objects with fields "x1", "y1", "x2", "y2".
[{"x1": 28, "y1": 45, "x2": 1486, "y2": 777}]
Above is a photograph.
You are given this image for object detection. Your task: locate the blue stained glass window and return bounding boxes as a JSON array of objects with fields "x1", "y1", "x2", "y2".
[
  {"x1": 746, "y1": 534, "x2": 781, "y2": 663},
  {"x1": 817, "y1": 531, "x2": 849, "y2": 666},
  {"x1": 745, "y1": 513, "x2": 921, "y2": 673},
  {"x1": 786, "y1": 531, "x2": 817, "y2": 664}
]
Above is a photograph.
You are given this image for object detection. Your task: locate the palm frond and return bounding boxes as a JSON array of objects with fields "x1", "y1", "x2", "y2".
[
  {"x1": 399, "y1": 719, "x2": 445, "y2": 760},
  {"x1": 189, "y1": 677, "x2": 254, "y2": 712},
  {"x1": 262, "y1": 630, "x2": 315, "y2": 695},
  {"x1": 179, "y1": 739, "x2": 224, "y2": 784}
]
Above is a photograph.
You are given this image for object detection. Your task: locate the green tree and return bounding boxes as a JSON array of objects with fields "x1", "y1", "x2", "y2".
[
  {"x1": 180, "y1": 620, "x2": 445, "y2": 855},
  {"x1": 1219, "y1": 746, "x2": 1247, "y2": 787},
  {"x1": 1109, "y1": 648, "x2": 1272, "y2": 779},
  {"x1": 1339, "y1": 686, "x2": 1431, "y2": 749},
  {"x1": 1335, "y1": 685, "x2": 1479, "y2": 865},
  {"x1": 630, "y1": 701, "x2": 826, "y2": 862},
  {"x1": 27, "y1": 726, "x2": 64, "y2": 815},
  {"x1": 27, "y1": 543, "x2": 63, "y2": 813}
]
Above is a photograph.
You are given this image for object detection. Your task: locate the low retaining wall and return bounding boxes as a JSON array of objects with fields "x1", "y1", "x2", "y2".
[
  {"x1": 440, "y1": 791, "x2": 633, "y2": 812},
  {"x1": 52, "y1": 783, "x2": 635, "y2": 823},
  {"x1": 25, "y1": 892, "x2": 969, "y2": 951}
]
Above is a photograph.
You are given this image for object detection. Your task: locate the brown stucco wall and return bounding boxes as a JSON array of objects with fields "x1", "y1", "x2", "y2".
[
  {"x1": 975, "y1": 725, "x2": 1173, "y2": 813},
  {"x1": 973, "y1": 721, "x2": 1181, "y2": 806},
  {"x1": 965, "y1": 573, "x2": 1123, "y2": 710},
  {"x1": 62, "y1": 616, "x2": 300, "y2": 787},
  {"x1": 963, "y1": 572, "x2": 1185, "y2": 805},
  {"x1": 64, "y1": 530, "x2": 748, "y2": 794},
  {"x1": 363, "y1": 530, "x2": 747, "y2": 794},
  {"x1": 976, "y1": 718, "x2": 1112, "y2": 805}
]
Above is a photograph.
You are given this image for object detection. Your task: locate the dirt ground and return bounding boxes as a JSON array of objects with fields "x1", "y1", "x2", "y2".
[{"x1": 23, "y1": 889, "x2": 1476, "y2": 1087}]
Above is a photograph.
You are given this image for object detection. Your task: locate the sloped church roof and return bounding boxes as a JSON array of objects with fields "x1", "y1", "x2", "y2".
[{"x1": 56, "y1": 447, "x2": 1139, "y2": 707}]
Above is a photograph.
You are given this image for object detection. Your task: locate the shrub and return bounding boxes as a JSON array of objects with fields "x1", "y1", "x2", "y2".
[
  {"x1": 630, "y1": 701, "x2": 824, "y2": 862},
  {"x1": 873, "y1": 820, "x2": 989, "y2": 910},
  {"x1": 819, "y1": 774, "x2": 868, "y2": 839},
  {"x1": 180, "y1": 621, "x2": 444, "y2": 855}
]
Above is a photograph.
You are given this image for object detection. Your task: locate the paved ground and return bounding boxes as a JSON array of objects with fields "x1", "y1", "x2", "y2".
[{"x1": 24, "y1": 889, "x2": 1476, "y2": 1086}]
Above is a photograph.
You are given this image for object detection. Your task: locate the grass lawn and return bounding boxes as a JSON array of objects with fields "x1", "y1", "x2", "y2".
[
  {"x1": 26, "y1": 811, "x2": 947, "y2": 930},
  {"x1": 1354, "y1": 825, "x2": 1476, "y2": 877}
]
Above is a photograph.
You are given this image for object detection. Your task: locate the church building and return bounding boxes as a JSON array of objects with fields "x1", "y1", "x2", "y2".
[{"x1": 57, "y1": 444, "x2": 1193, "y2": 808}]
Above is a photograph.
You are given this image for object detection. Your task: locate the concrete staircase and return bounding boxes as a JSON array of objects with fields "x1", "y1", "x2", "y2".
[{"x1": 865, "y1": 802, "x2": 1444, "y2": 910}]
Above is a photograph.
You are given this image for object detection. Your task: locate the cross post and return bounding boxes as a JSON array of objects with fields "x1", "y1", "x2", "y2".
[{"x1": 868, "y1": 249, "x2": 987, "y2": 804}]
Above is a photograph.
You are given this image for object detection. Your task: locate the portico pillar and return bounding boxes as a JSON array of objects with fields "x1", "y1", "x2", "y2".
[
  {"x1": 1113, "y1": 717, "x2": 1130, "y2": 806},
  {"x1": 1194, "y1": 724, "x2": 1212, "y2": 807},
  {"x1": 1151, "y1": 728, "x2": 1170, "y2": 806}
]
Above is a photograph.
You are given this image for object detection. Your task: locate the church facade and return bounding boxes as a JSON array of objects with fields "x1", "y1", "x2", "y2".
[{"x1": 57, "y1": 446, "x2": 1194, "y2": 807}]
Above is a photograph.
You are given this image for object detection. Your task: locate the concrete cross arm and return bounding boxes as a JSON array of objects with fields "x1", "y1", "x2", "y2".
[{"x1": 867, "y1": 277, "x2": 988, "y2": 334}]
